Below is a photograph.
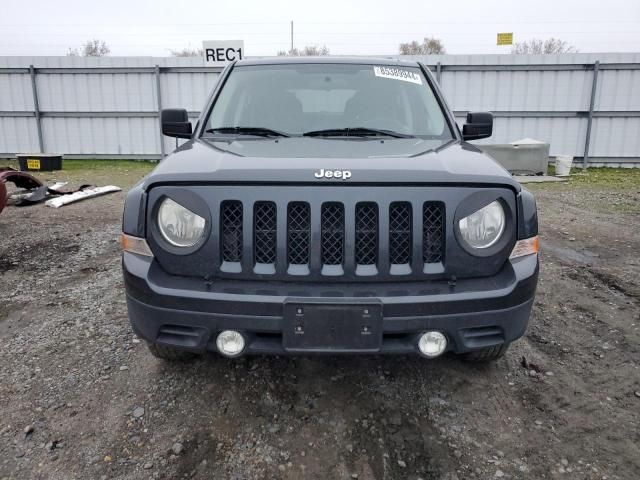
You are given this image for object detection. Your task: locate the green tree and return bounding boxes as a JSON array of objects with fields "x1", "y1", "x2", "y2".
[
  {"x1": 511, "y1": 38, "x2": 578, "y2": 54},
  {"x1": 67, "y1": 39, "x2": 111, "y2": 57},
  {"x1": 278, "y1": 45, "x2": 330, "y2": 56},
  {"x1": 170, "y1": 48, "x2": 204, "y2": 57},
  {"x1": 399, "y1": 37, "x2": 445, "y2": 55}
]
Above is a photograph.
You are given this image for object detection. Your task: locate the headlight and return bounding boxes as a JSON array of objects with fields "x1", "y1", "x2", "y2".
[
  {"x1": 458, "y1": 200, "x2": 505, "y2": 249},
  {"x1": 157, "y1": 198, "x2": 206, "y2": 247}
]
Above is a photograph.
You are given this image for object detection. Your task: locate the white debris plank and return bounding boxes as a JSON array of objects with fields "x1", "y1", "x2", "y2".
[
  {"x1": 49, "y1": 182, "x2": 68, "y2": 191},
  {"x1": 514, "y1": 176, "x2": 569, "y2": 183},
  {"x1": 45, "y1": 186, "x2": 122, "y2": 208}
]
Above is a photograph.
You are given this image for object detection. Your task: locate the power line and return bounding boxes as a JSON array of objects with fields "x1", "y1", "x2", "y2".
[
  {"x1": 3, "y1": 39, "x2": 640, "y2": 48},
  {"x1": 1, "y1": 30, "x2": 638, "y2": 37},
  {"x1": 2, "y1": 20, "x2": 639, "y2": 27}
]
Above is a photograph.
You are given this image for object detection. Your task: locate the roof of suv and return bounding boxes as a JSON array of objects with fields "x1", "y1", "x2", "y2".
[{"x1": 235, "y1": 56, "x2": 421, "y2": 67}]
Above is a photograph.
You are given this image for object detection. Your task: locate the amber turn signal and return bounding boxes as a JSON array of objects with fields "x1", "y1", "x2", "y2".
[
  {"x1": 509, "y1": 236, "x2": 539, "y2": 259},
  {"x1": 120, "y1": 233, "x2": 154, "y2": 257}
]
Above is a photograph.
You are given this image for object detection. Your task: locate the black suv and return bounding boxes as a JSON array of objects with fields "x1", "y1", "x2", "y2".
[{"x1": 121, "y1": 57, "x2": 539, "y2": 362}]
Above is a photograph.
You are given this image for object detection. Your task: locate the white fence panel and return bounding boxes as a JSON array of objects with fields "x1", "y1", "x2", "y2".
[
  {"x1": 0, "y1": 117, "x2": 39, "y2": 153},
  {"x1": 590, "y1": 117, "x2": 640, "y2": 158},
  {"x1": 0, "y1": 73, "x2": 33, "y2": 111},
  {"x1": 442, "y1": 69, "x2": 593, "y2": 113},
  {"x1": 160, "y1": 72, "x2": 217, "y2": 111},
  {"x1": 595, "y1": 69, "x2": 640, "y2": 111},
  {"x1": 0, "y1": 53, "x2": 639, "y2": 164},
  {"x1": 37, "y1": 73, "x2": 157, "y2": 112},
  {"x1": 41, "y1": 117, "x2": 160, "y2": 155}
]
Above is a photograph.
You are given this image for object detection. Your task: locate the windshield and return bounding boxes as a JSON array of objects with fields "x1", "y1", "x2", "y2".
[{"x1": 204, "y1": 63, "x2": 453, "y2": 140}]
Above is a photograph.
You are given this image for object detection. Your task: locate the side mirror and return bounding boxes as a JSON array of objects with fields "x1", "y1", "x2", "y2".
[
  {"x1": 462, "y1": 112, "x2": 493, "y2": 141},
  {"x1": 161, "y1": 108, "x2": 192, "y2": 139}
]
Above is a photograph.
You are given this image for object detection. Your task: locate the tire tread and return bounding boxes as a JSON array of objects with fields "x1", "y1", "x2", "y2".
[{"x1": 462, "y1": 343, "x2": 510, "y2": 362}]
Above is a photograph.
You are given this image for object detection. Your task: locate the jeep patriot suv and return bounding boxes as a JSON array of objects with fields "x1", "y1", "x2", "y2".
[{"x1": 121, "y1": 57, "x2": 539, "y2": 362}]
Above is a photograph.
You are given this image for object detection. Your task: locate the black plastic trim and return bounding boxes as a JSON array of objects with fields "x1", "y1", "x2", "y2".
[
  {"x1": 517, "y1": 187, "x2": 539, "y2": 239},
  {"x1": 143, "y1": 185, "x2": 517, "y2": 281},
  {"x1": 147, "y1": 190, "x2": 212, "y2": 256},
  {"x1": 122, "y1": 182, "x2": 147, "y2": 237},
  {"x1": 123, "y1": 252, "x2": 538, "y2": 318}
]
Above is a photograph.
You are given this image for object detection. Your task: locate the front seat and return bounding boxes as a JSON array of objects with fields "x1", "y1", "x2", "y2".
[
  {"x1": 343, "y1": 90, "x2": 405, "y2": 131},
  {"x1": 239, "y1": 91, "x2": 303, "y2": 134}
]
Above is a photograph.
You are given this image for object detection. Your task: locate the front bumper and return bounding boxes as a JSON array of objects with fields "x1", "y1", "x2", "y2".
[{"x1": 123, "y1": 252, "x2": 538, "y2": 356}]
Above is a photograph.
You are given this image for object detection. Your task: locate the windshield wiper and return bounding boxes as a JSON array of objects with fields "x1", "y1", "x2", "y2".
[
  {"x1": 206, "y1": 126, "x2": 290, "y2": 137},
  {"x1": 302, "y1": 127, "x2": 413, "y2": 139}
]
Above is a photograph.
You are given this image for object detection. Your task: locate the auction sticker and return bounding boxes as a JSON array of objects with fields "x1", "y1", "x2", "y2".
[{"x1": 373, "y1": 66, "x2": 422, "y2": 85}]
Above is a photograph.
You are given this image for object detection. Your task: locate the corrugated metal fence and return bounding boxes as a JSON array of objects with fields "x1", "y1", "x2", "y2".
[{"x1": 1, "y1": 53, "x2": 639, "y2": 166}]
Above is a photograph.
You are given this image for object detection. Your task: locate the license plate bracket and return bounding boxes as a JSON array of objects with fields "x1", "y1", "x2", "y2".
[{"x1": 283, "y1": 301, "x2": 383, "y2": 352}]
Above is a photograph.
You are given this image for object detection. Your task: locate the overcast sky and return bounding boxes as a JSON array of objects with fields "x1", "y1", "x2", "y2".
[{"x1": 1, "y1": 0, "x2": 638, "y2": 57}]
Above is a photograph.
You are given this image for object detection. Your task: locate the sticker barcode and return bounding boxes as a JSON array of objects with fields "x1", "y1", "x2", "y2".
[{"x1": 373, "y1": 66, "x2": 423, "y2": 85}]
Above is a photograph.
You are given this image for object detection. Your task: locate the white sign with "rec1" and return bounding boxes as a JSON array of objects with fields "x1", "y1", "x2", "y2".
[{"x1": 202, "y1": 40, "x2": 244, "y2": 66}]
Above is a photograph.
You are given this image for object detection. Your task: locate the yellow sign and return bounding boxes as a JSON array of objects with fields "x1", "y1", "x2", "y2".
[
  {"x1": 27, "y1": 159, "x2": 41, "y2": 170},
  {"x1": 497, "y1": 33, "x2": 513, "y2": 46}
]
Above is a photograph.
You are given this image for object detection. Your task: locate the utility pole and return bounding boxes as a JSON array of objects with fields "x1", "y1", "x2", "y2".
[{"x1": 290, "y1": 20, "x2": 294, "y2": 53}]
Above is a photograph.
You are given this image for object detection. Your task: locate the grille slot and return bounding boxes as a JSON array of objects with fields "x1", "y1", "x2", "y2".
[
  {"x1": 215, "y1": 196, "x2": 447, "y2": 279},
  {"x1": 423, "y1": 202, "x2": 445, "y2": 264},
  {"x1": 355, "y1": 203, "x2": 378, "y2": 265},
  {"x1": 389, "y1": 202, "x2": 412, "y2": 265},
  {"x1": 254, "y1": 202, "x2": 277, "y2": 264},
  {"x1": 321, "y1": 203, "x2": 345, "y2": 266},
  {"x1": 287, "y1": 202, "x2": 311, "y2": 265},
  {"x1": 221, "y1": 201, "x2": 243, "y2": 263}
]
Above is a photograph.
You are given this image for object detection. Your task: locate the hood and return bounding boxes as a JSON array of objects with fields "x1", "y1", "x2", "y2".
[{"x1": 143, "y1": 138, "x2": 519, "y2": 190}]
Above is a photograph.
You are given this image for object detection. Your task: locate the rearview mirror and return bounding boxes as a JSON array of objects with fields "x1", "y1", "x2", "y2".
[
  {"x1": 161, "y1": 108, "x2": 192, "y2": 139},
  {"x1": 462, "y1": 112, "x2": 493, "y2": 141}
]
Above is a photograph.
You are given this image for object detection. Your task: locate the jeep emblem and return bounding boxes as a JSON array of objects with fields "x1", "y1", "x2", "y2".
[{"x1": 314, "y1": 169, "x2": 352, "y2": 180}]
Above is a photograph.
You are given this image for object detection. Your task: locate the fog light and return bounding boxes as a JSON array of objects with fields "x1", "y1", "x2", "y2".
[
  {"x1": 216, "y1": 330, "x2": 245, "y2": 357},
  {"x1": 418, "y1": 331, "x2": 447, "y2": 358}
]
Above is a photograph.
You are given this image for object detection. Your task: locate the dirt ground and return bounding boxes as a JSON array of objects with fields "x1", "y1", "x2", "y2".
[{"x1": 1, "y1": 162, "x2": 639, "y2": 480}]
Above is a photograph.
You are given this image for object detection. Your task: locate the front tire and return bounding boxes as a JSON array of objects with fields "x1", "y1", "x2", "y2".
[
  {"x1": 461, "y1": 343, "x2": 510, "y2": 362},
  {"x1": 146, "y1": 342, "x2": 198, "y2": 361}
]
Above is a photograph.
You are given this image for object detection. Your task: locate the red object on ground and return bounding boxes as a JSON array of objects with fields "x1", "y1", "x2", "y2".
[
  {"x1": 0, "y1": 167, "x2": 43, "y2": 214},
  {"x1": 0, "y1": 181, "x2": 6, "y2": 214}
]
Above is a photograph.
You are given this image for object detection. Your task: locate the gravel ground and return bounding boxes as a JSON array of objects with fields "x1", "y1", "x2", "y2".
[{"x1": 0, "y1": 163, "x2": 639, "y2": 480}]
